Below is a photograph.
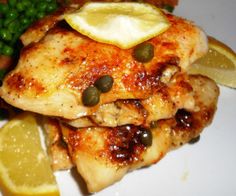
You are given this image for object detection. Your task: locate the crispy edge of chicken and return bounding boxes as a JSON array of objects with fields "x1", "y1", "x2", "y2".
[
  {"x1": 42, "y1": 117, "x2": 74, "y2": 171},
  {"x1": 0, "y1": 13, "x2": 208, "y2": 120}
]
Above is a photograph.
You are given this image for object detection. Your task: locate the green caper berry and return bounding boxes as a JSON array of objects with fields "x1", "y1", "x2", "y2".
[
  {"x1": 94, "y1": 75, "x2": 114, "y2": 93},
  {"x1": 82, "y1": 86, "x2": 100, "y2": 106},
  {"x1": 140, "y1": 128, "x2": 152, "y2": 147},
  {"x1": 133, "y1": 42, "x2": 154, "y2": 63},
  {"x1": 188, "y1": 135, "x2": 200, "y2": 144}
]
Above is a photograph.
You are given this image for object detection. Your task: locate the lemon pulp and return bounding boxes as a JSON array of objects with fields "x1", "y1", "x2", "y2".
[
  {"x1": 0, "y1": 113, "x2": 59, "y2": 196},
  {"x1": 189, "y1": 36, "x2": 236, "y2": 88},
  {"x1": 64, "y1": 2, "x2": 170, "y2": 49}
]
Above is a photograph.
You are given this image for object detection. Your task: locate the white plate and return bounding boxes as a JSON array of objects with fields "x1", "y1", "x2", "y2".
[{"x1": 1, "y1": 0, "x2": 236, "y2": 195}]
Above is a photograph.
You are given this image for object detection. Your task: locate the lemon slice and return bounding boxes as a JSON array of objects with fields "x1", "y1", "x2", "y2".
[
  {"x1": 64, "y1": 2, "x2": 170, "y2": 49},
  {"x1": 188, "y1": 36, "x2": 236, "y2": 88},
  {"x1": 0, "y1": 113, "x2": 59, "y2": 196}
]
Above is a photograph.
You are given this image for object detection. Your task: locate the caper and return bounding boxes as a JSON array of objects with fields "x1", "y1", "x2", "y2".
[
  {"x1": 140, "y1": 128, "x2": 152, "y2": 147},
  {"x1": 188, "y1": 135, "x2": 200, "y2": 144},
  {"x1": 82, "y1": 86, "x2": 100, "y2": 106},
  {"x1": 133, "y1": 42, "x2": 154, "y2": 63},
  {"x1": 94, "y1": 75, "x2": 114, "y2": 93}
]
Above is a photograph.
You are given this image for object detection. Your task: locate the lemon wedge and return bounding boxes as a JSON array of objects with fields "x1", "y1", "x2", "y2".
[
  {"x1": 188, "y1": 36, "x2": 236, "y2": 88},
  {"x1": 0, "y1": 113, "x2": 59, "y2": 196},
  {"x1": 64, "y1": 2, "x2": 170, "y2": 49}
]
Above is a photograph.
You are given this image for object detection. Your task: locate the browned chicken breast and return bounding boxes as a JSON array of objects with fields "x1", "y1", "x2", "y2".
[
  {"x1": 58, "y1": 75, "x2": 219, "y2": 193},
  {"x1": 42, "y1": 75, "x2": 219, "y2": 192},
  {"x1": 0, "y1": 3, "x2": 220, "y2": 193},
  {"x1": 0, "y1": 12, "x2": 207, "y2": 120},
  {"x1": 63, "y1": 73, "x2": 197, "y2": 128}
]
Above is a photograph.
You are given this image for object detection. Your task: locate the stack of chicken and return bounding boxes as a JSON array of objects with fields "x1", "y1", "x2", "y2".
[{"x1": 0, "y1": 1, "x2": 219, "y2": 193}]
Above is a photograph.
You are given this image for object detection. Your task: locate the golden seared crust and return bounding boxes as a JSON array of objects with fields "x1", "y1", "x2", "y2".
[
  {"x1": 58, "y1": 76, "x2": 219, "y2": 192},
  {"x1": 0, "y1": 13, "x2": 207, "y2": 119},
  {"x1": 20, "y1": 6, "x2": 78, "y2": 46},
  {"x1": 56, "y1": 75, "x2": 219, "y2": 192},
  {"x1": 61, "y1": 124, "x2": 171, "y2": 193},
  {"x1": 64, "y1": 73, "x2": 197, "y2": 128},
  {"x1": 170, "y1": 74, "x2": 219, "y2": 147},
  {"x1": 43, "y1": 117, "x2": 73, "y2": 171}
]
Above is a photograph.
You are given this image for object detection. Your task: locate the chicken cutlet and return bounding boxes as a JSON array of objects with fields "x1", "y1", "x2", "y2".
[
  {"x1": 0, "y1": 12, "x2": 207, "y2": 120},
  {"x1": 62, "y1": 73, "x2": 196, "y2": 128},
  {"x1": 0, "y1": 3, "x2": 220, "y2": 194},
  {"x1": 52, "y1": 75, "x2": 218, "y2": 192}
]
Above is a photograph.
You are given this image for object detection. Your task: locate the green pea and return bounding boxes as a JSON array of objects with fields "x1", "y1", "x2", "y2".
[
  {"x1": 16, "y1": 2, "x2": 25, "y2": 12},
  {"x1": 8, "y1": 20, "x2": 20, "y2": 33},
  {"x1": 188, "y1": 135, "x2": 200, "y2": 144},
  {"x1": 0, "y1": 3, "x2": 9, "y2": 14},
  {"x1": 82, "y1": 86, "x2": 100, "y2": 107},
  {"x1": 3, "y1": 18, "x2": 14, "y2": 27},
  {"x1": 94, "y1": 75, "x2": 114, "y2": 93},
  {"x1": 140, "y1": 128, "x2": 152, "y2": 147},
  {"x1": 0, "y1": 41, "x2": 3, "y2": 49},
  {"x1": 10, "y1": 31, "x2": 22, "y2": 46},
  {"x1": 0, "y1": 29, "x2": 12, "y2": 41},
  {"x1": 2, "y1": 44, "x2": 14, "y2": 56},
  {"x1": 133, "y1": 42, "x2": 154, "y2": 63},
  {"x1": 37, "y1": 2, "x2": 48, "y2": 12},
  {"x1": 20, "y1": 17, "x2": 31, "y2": 26},
  {"x1": 36, "y1": 12, "x2": 46, "y2": 19},
  {"x1": 8, "y1": 0, "x2": 17, "y2": 8},
  {"x1": 0, "y1": 19, "x2": 3, "y2": 27},
  {"x1": 21, "y1": 0, "x2": 31, "y2": 8},
  {"x1": 46, "y1": 2, "x2": 58, "y2": 13},
  {"x1": 6, "y1": 9, "x2": 19, "y2": 20},
  {"x1": 25, "y1": 7, "x2": 37, "y2": 17}
]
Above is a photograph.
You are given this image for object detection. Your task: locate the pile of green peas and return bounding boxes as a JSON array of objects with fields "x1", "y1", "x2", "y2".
[{"x1": 0, "y1": 0, "x2": 58, "y2": 56}]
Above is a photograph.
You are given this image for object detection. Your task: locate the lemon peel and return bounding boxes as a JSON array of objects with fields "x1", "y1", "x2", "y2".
[
  {"x1": 0, "y1": 113, "x2": 59, "y2": 196},
  {"x1": 189, "y1": 36, "x2": 236, "y2": 88},
  {"x1": 64, "y1": 2, "x2": 170, "y2": 49}
]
